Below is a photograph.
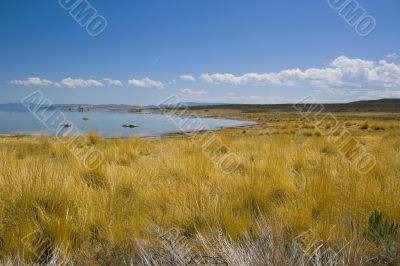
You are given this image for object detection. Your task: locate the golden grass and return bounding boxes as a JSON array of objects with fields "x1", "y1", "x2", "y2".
[{"x1": 0, "y1": 112, "x2": 399, "y2": 263}]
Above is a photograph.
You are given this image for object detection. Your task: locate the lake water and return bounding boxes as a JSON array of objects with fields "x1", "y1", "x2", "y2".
[{"x1": 0, "y1": 105, "x2": 253, "y2": 137}]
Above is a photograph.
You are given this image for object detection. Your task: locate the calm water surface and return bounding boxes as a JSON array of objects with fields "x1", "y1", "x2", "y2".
[{"x1": 0, "y1": 105, "x2": 253, "y2": 137}]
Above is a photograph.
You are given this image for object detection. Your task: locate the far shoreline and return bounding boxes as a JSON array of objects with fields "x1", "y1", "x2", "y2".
[{"x1": 0, "y1": 107, "x2": 257, "y2": 140}]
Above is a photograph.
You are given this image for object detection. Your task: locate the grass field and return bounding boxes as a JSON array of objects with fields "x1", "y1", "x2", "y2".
[{"x1": 0, "y1": 108, "x2": 399, "y2": 265}]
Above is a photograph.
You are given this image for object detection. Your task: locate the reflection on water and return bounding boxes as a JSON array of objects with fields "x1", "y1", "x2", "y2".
[{"x1": 0, "y1": 107, "x2": 253, "y2": 137}]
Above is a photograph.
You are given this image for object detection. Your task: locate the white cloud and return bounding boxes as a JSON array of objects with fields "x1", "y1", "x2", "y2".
[
  {"x1": 200, "y1": 56, "x2": 400, "y2": 95},
  {"x1": 386, "y1": 53, "x2": 398, "y2": 59},
  {"x1": 128, "y1": 77, "x2": 165, "y2": 89},
  {"x1": 10, "y1": 77, "x2": 127, "y2": 88},
  {"x1": 103, "y1": 78, "x2": 123, "y2": 86},
  {"x1": 180, "y1": 88, "x2": 207, "y2": 96},
  {"x1": 61, "y1": 78, "x2": 103, "y2": 88},
  {"x1": 10, "y1": 77, "x2": 60, "y2": 87},
  {"x1": 180, "y1": 75, "x2": 196, "y2": 82},
  {"x1": 359, "y1": 90, "x2": 400, "y2": 99},
  {"x1": 227, "y1": 95, "x2": 282, "y2": 104}
]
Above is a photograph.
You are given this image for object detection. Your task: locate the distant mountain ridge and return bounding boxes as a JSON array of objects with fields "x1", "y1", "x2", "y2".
[
  {"x1": 187, "y1": 98, "x2": 400, "y2": 113},
  {"x1": 0, "y1": 99, "x2": 399, "y2": 113},
  {"x1": 349, "y1": 98, "x2": 400, "y2": 105},
  {"x1": 0, "y1": 102, "x2": 225, "y2": 110}
]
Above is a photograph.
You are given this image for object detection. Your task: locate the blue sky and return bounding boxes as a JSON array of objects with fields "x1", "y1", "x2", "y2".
[{"x1": 0, "y1": 0, "x2": 399, "y2": 105}]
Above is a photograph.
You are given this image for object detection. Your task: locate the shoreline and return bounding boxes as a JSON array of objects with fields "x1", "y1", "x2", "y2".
[
  {"x1": 0, "y1": 123, "x2": 257, "y2": 140},
  {"x1": 0, "y1": 111, "x2": 258, "y2": 140}
]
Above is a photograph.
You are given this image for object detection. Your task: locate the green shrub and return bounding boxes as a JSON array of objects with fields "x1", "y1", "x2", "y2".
[{"x1": 365, "y1": 210, "x2": 398, "y2": 243}]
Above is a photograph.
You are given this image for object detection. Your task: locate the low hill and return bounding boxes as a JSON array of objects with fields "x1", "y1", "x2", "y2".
[{"x1": 186, "y1": 99, "x2": 400, "y2": 113}]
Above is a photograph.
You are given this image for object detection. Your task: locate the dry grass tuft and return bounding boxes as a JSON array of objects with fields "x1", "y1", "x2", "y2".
[{"x1": 87, "y1": 131, "x2": 101, "y2": 145}]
